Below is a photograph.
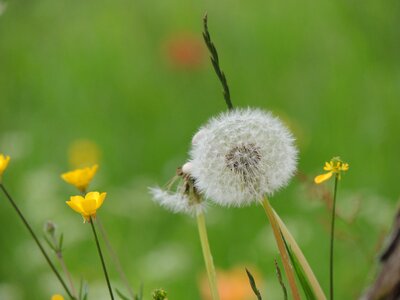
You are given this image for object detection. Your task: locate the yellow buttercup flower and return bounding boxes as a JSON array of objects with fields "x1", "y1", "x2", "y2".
[
  {"x1": 61, "y1": 165, "x2": 98, "y2": 192},
  {"x1": 51, "y1": 295, "x2": 64, "y2": 300},
  {"x1": 314, "y1": 157, "x2": 349, "y2": 184},
  {"x1": 0, "y1": 154, "x2": 10, "y2": 180},
  {"x1": 66, "y1": 191, "x2": 106, "y2": 222}
]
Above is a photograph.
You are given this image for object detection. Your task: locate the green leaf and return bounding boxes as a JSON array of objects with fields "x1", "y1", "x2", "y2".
[
  {"x1": 245, "y1": 268, "x2": 262, "y2": 300},
  {"x1": 136, "y1": 284, "x2": 143, "y2": 300},
  {"x1": 59, "y1": 233, "x2": 64, "y2": 251},
  {"x1": 115, "y1": 288, "x2": 130, "y2": 300},
  {"x1": 283, "y1": 236, "x2": 317, "y2": 300},
  {"x1": 79, "y1": 279, "x2": 89, "y2": 300}
]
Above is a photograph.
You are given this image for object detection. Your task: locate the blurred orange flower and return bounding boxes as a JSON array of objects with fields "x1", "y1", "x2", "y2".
[
  {"x1": 200, "y1": 266, "x2": 261, "y2": 300},
  {"x1": 164, "y1": 34, "x2": 204, "y2": 69}
]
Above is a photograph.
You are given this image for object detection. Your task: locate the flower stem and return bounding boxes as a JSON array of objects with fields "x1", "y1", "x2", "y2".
[
  {"x1": 196, "y1": 211, "x2": 220, "y2": 300},
  {"x1": 89, "y1": 216, "x2": 114, "y2": 300},
  {"x1": 96, "y1": 216, "x2": 134, "y2": 299},
  {"x1": 330, "y1": 175, "x2": 339, "y2": 300},
  {"x1": 0, "y1": 183, "x2": 75, "y2": 300},
  {"x1": 56, "y1": 252, "x2": 77, "y2": 298},
  {"x1": 261, "y1": 196, "x2": 300, "y2": 300}
]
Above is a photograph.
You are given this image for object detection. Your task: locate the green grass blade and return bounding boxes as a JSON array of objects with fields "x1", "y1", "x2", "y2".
[
  {"x1": 283, "y1": 236, "x2": 317, "y2": 300},
  {"x1": 245, "y1": 268, "x2": 262, "y2": 300}
]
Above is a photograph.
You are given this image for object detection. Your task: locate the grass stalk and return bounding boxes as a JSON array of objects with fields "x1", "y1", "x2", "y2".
[
  {"x1": 273, "y1": 208, "x2": 327, "y2": 300},
  {"x1": 261, "y1": 196, "x2": 300, "y2": 300}
]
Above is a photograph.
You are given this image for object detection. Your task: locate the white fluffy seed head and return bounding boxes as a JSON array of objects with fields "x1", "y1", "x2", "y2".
[
  {"x1": 182, "y1": 162, "x2": 193, "y2": 175},
  {"x1": 149, "y1": 187, "x2": 207, "y2": 216},
  {"x1": 190, "y1": 108, "x2": 298, "y2": 207}
]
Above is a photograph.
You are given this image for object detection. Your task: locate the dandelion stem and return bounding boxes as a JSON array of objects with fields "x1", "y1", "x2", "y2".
[
  {"x1": 0, "y1": 183, "x2": 75, "y2": 300},
  {"x1": 196, "y1": 211, "x2": 220, "y2": 300},
  {"x1": 89, "y1": 216, "x2": 114, "y2": 300},
  {"x1": 96, "y1": 216, "x2": 134, "y2": 299},
  {"x1": 329, "y1": 175, "x2": 339, "y2": 300},
  {"x1": 202, "y1": 14, "x2": 233, "y2": 110},
  {"x1": 261, "y1": 196, "x2": 300, "y2": 300}
]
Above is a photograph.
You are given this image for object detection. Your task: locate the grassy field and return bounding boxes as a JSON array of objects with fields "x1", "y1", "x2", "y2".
[{"x1": 0, "y1": 0, "x2": 399, "y2": 299}]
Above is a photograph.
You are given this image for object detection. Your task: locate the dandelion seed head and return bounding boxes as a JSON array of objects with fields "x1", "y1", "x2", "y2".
[
  {"x1": 190, "y1": 108, "x2": 298, "y2": 207},
  {"x1": 182, "y1": 162, "x2": 193, "y2": 175},
  {"x1": 149, "y1": 187, "x2": 207, "y2": 216}
]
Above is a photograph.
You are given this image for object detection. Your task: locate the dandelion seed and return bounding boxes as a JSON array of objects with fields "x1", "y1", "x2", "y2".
[
  {"x1": 66, "y1": 191, "x2": 106, "y2": 222},
  {"x1": 61, "y1": 165, "x2": 98, "y2": 192},
  {"x1": 190, "y1": 108, "x2": 298, "y2": 207},
  {"x1": 0, "y1": 153, "x2": 10, "y2": 180}
]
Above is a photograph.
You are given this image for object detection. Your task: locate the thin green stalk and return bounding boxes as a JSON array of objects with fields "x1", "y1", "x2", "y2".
[
  {"x1": 89, "y1": 216, "x2": 114, "y2": 300},
  {"x1": 96, "y1": 216, "x2": 134, "y2": 299},
  {"x1": 0, "y1": 183, "x2": 75, "y2": 300},
  {"x1": 56, "y1": 252, "x2": 77, "y2": 298},
  {"x1": 330, "y1": 175, "x2": 339, "y2": 300},
  {"x1": 196, "y1": 211, "x2": 220, "y2": 300}
]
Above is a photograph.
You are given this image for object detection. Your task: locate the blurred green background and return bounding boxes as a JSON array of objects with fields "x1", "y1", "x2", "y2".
[{"x1": 0, "y1": 0, "x2": 399, "y2": 299}]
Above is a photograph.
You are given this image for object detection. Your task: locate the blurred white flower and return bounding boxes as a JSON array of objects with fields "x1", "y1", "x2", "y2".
[{"x1": 190, "y1": 108, "x2": 298, "y2": 207}]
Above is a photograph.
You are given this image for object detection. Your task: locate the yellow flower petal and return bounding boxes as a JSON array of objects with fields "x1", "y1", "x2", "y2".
[
  {"x1": 96, "y1": 192, "x2": 107, "y2": 209},
  {"x1": 323, "y1": 161, "x2": 332, "y2": 171},
  {"x1": 51, "y1": 294, "x2": 64, "y2": 300},
  {"x1": 66, "y1": 196, "x2": 84, "y2": 214},
  {"x1": 85, "y1": 191, "x2": 100, "y2": 201},
  {"x1": 0, "y1": 154, "x2": 10, "y2": 177},
  {"x1": 314, "y1": 172, "x2": 333, "y2": 184}
]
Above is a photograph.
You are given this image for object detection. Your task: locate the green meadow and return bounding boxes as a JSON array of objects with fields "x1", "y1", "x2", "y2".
[{"x1": 0, "y1": 0, "x2": 399, "y2": 299}]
